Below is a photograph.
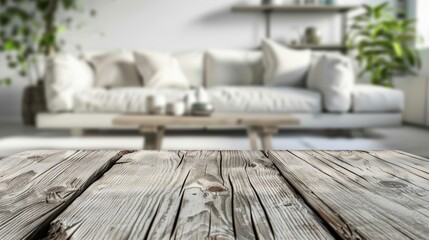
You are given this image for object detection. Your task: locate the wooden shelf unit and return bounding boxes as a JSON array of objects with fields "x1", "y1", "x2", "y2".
[
  {"x1": 287, "y1": 44, "x2": 347, "y2": 51},
  {"x1": 231, "y1": 4, "x2": 361, "y2": 13},
  {"x1": 231, "y1": 4, "x2": 362, "y2": 49}
]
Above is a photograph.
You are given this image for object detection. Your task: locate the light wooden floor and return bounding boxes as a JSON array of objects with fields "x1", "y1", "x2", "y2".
[{"x1": 1, "y1": 120, "x2": 429, "y2": 158}]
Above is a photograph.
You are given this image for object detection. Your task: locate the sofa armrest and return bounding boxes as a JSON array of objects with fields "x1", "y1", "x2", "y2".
[
  {"x1": 44, "y1": 54, "x2": 94, "y2": 112},
  {"x1": 352, "y1": 84, "x2": 404, "y2": 113}
]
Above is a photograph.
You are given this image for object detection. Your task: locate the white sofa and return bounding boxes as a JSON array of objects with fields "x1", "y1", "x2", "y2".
[{"x1": 37, "y1": 44, "x2": 404, "y2": 133}]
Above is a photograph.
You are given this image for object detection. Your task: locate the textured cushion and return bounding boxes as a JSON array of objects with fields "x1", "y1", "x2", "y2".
[
  {"x1": 205, "y1": 49, "x2": 263, "y2": 87},
  {"x1": 307, "y1": 54, "x2": 355, "y2": 112},
  {"x1": 74, "y1": 88, "x2": 191, "y2": 113},
  {"x1": 262, "y1": 39, "x2": 311, "y2": 87},
  {"x1": 134, "y1": 51, "x2": 190, "y2": 89},
  {"x1": 174, "y1": 51, "x2": 205, "y2": 88},
  {"x1": 88, "y1": 50, "x2": 142, "y2": 88},
  {"x1": 44, "y1": 54, "x2": 94, "y2": 112},
  {"x1": 352, "y1": 85, "x2": 404, "y2": 113},
  {"x1": 208, "y1": 86, "x2": 322, "y2": 113},
  {"x1": 310, "y1": 51, "x2": 342, "y2": 70}
]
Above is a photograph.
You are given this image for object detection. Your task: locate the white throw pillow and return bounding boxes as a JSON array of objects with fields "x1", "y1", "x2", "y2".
[
  {"x1": 205, "y1": 49, "x2": 263, "y2": 87},
  {"x1": 306, "y1": 54, "x2": 355, "y2": 112},
  {"x1": 174, "y1": 51, "x2": 205, "y2": 88},
  {"x1": 88, "y1": 50, "x2": 142, "y2": 88},
  {"x1": 262, "y1": 39, "x2": 311, "y2": 87},
  {"x1": 44, "y1": 54, "x2": 94, "y2": 112},
  {"x1": 134, "y1": 51, "x2": 190, "y2": 89}
]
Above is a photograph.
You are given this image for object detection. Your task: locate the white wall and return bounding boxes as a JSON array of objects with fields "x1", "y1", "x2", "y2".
[{"x1": 0, "y1": 0, "x2": 395, "y2": 118}]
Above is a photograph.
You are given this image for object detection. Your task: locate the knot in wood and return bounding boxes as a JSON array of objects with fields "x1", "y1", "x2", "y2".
[
  {"x1": 207, "y1": 185, "x2": 226, "y2": 193},
  {"x1": 206, "y1": 234, "x2": 232, "y2": 240},
  {"x1": 379, "y1": 180, "x2": 407, "y2": 189},
  {"x1": 27, "y1": 155, "x2": 43, "y2": 161}
]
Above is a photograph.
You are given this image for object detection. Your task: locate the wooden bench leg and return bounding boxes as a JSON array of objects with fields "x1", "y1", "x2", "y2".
[
  {"x1": 259, "y1": 126, "x2": 279, "y2": 150},
  {"x1": 247, "y1": 126, "x2": 279, "y2": 150},
  {"x1": 140, "y1": 126, "x2": 164, "y2": 150},
  {"x1": 260, "y1": 133, "x2": 273, "y2": 150},
  {"x1": 247, "y1": 126, "x2": 260, "y2": 150}
]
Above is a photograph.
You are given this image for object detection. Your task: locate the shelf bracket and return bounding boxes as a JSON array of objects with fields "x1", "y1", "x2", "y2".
[
  {"x1": 341, "y1": 11, "x2": 348, "y2": 48},
  {"x1": 265, "y1": 10, "x2": 272, "y2": 38}
]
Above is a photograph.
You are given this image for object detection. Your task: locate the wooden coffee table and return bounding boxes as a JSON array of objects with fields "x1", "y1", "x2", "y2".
[
  {"x1": 1, "y1": 150, "x2": 428, "y2": 239},
  {"x1": 113, "y1": 113, "x2": 300, "y2": 150}
]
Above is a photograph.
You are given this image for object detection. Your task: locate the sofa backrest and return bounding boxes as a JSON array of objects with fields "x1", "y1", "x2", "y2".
[
  {"x1": 205, "y1": 49, "x2": 263, "y2": 87},
  {"x1": 83, "y1": 50, "x2": 143, "y2": 88},
  {"x1": 82, "y1": 50, "x2": 206, "y2": 89},
  {"x1": 174, "y1": 51, "x2": 205, "y2": 88}
]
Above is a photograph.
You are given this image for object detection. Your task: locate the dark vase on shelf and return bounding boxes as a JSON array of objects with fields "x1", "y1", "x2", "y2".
[
  {"x1": 303, "y1": 27, "x2": 322, "y2": 45},
  {"x1": 262, "y1": 0, "x2": 283, "y2": 5},
  {"x1": 324, "y1": 0, "x2": 336, "y2": 5}
]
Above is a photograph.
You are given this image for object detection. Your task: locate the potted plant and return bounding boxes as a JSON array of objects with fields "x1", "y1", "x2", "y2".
[
  {"x1": 0, "y1": 0, "x2": 94, "y2": 125},
  {"x1": 347, "y1": 3, "x2": 422, "y2": 87}
]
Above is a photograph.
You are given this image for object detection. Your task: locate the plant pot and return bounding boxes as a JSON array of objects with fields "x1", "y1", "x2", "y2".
[{"x1": 21, "y1": 80, "x2": 47, "y2": 126}]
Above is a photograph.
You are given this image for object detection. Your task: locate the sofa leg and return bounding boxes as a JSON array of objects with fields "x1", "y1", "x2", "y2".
[{"x1": 70, "y1": 128, "x2": 84, "y2": 137}]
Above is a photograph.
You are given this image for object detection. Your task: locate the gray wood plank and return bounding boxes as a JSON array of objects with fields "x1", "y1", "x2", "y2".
[
  {"x1": 269, "y1": 150, "x2": 429, "y2": 240},
  {"x1": 47, "y1": 151, "x2": 334, "y2": 240},
  {"x1": 221, "y1": 151, "x2": 333, "y2": 240},
  {"x1": 170, "y1": 150, "x2": 235, "y2": 239},
  {"x1": 0, "y1": 150, "x2": 129, "y2": 240},
  {"x1": 47, "y1": 151, "x2": 193, "y2": 239}
]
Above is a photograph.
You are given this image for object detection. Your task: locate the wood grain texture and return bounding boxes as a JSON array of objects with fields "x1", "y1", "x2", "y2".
[
  {"x1": 221, "y1": 151, "x2": 333, "y2": 240},
  {"x1": 47, "y1": 151, "x2": 333, "y2": 240},
  {"x1": 268, "y1": 150, "x2": 429, "y2": 240},
  {"x1": 0, "y1": 150, "x2": 130, "y2": 240},
  {"x1": 47, "y1": 151, "x2": 193, "y2": 239}
]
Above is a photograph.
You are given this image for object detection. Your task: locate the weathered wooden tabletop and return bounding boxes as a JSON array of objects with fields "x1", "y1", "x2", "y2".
[{"x1": 0, "y1": 150, "x2": 428, "y2": 240}]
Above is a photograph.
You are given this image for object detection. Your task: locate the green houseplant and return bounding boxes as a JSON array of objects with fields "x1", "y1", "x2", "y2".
[
  {"x1": 347, "y1": 3, "x2": 421, "y2": 87},
  {"x1": 0, "y1": 0, "x2": 95, "y2": 124},
  {"x1": 0, "y1": 0, "x2": 84, "y2": 84}
]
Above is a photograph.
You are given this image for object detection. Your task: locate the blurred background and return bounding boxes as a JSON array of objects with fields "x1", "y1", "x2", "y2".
[{"x1": 1, "y1": 0, "x2": 428, "y2": 158}]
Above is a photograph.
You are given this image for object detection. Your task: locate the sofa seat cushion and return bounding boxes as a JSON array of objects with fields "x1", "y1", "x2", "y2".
[
  {"x1": 207, "y1": 86, "x2": 322, "y2": 113},
  {"x1": 352, "y1": 85, "x2": 404, "y2": 113},
  {"x1": 73, "y1": 88, "x2": 191, "y2": 113}
]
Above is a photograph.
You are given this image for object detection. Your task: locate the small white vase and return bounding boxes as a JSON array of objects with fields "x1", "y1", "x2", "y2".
[
  {"x1": 166, "y1": 102, "x2": 186, "y2": 116},
  {"x1": 195, "y1": 87, "x2": 210, "y2": 103},
  {"x1": 146, "y1": 96, "x2": 167, "y2": 115},
  {"x1": 184, "y1": 93, "x2": 196, "y2": 115}
]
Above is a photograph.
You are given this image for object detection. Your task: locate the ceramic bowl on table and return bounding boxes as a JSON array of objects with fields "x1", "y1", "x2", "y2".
[{"x1": 191, "y1": 102, "x2": 215, "y2": 116}]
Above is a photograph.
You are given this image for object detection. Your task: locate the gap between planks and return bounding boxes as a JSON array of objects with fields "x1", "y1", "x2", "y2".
[{"x1": 34, "y1": 150, "x2": 136, "y2": 239}]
